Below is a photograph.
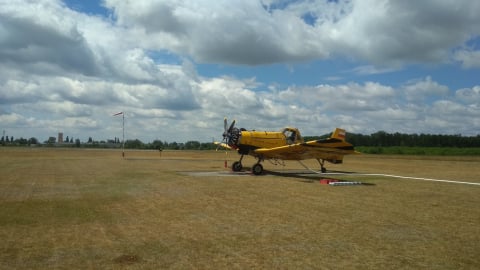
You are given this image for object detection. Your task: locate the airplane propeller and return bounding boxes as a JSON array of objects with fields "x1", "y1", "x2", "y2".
[
  {"x1": 218, "y1": 117, "x2": 237, "y2": 168},
  {"x1": 223, "y1": 118, "x2": 235, "y2": 139},
  {"x1": 216, "y1": 117, "x2": 239, "y2": 152},
  {"x1": 224, "y1": 118, "x2": 227, "y2": 135}
]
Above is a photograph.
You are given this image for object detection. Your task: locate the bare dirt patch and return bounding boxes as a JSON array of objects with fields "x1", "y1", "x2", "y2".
[{"x1": 113, "y1": 254, "x2": 140, "y2": 265}]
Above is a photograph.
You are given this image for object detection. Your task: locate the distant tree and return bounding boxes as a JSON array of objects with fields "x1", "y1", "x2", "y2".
[
  {"x1": 65, "y1": 136, "x2": 69, "y2": 143},
  {"x1": 5, "y1": 136, "x2": 9, "y2": 143},
  {"x1": 70, "y1": 137, "x2": 73, "y2": 143},
  {"x1": 184, "y1": 141, "x2": 201, "y2": 150},
  {"x1": 125, "y1": 139, "x2": 144, "y2": 149},
  {"x1": 200, "y1": 142, "x2": 216, "y2": 150},
  {"x1": 150, "y1": 140, "x2": 164, "y2": 150},
  {"x1": 169, "y1": 142, "x2": 179, "y2": 150},
  {"x1": 75, "y1": 138, "x2": 81, "y2": 147},
  {"x1": 47, "y1": 137, "x2": 56, "y2": 144},
  {"x1": 28, "y1": 137, "x2": 38, "y2": 145},
  {"x1": 15, "y1": 137, "x2": 28, "y2": 145},
  {"x1": 88, "y1": 137, "x2": 93, "y2": 143}
]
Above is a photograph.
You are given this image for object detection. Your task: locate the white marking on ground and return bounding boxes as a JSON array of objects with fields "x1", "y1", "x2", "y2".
[
  {"x1": 322, "y1": 173, "x2": 480, "y2": 186},
  {"x1": 181, "y1": 170, "x2": 480, "y2": 186}
]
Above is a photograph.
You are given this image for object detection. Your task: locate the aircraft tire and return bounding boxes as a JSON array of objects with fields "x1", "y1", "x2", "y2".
[
  {"x1": 252, "y1": 163, "x2": 263, "y2": 175},
  {"x1": 232, "y1": 161, "x2": 243, "y2": 172}
]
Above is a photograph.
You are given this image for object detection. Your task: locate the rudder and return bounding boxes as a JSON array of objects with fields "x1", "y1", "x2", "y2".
[{"x1": 331, "y1": 128, "x2": 346, "y2": 141}]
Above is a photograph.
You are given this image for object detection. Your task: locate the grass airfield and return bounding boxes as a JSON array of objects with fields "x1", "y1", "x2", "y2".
[{"x1": 0, "y1": 148, "x2": 479, "y2": 269}]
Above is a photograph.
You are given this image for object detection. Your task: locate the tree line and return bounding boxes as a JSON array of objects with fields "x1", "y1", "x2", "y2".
[
  {"x1": 3, "y1": 131, "x2": 480, "y2": 149},
  {"x1": 0, "y1": 135, "x2": 217, "y2": 150},
  {"x1": 305, "y1": 131, "x2": 480, "y2": 148}
]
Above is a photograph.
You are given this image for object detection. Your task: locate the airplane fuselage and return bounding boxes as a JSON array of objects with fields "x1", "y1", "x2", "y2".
[
  {"x1": 233, "y1": 127, "x2": 303, "y2": 154},
  {"x1": 219, "y1": 119, "x2": 356, "y2": 174},
  {"x1": 238, "y1": 131, "x2": 285, "y2": 148}
]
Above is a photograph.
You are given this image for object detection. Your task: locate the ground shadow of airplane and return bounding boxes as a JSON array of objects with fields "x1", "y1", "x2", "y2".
[{"x1": 251, "y1": 169, "x2": 376, "y2": 185}]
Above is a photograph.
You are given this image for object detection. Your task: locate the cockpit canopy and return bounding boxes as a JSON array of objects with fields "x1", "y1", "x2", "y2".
[{"x1": 282, "y1": 127, "x2": 303, "y2": 144}]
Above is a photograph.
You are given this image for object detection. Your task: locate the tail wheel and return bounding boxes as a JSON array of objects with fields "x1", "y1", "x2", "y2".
[
  {"x1": 252, "y1": 163, "x2": 263, "y2": 175},
  {"x1": 232, "y1": 161, "x2": 243, "y2": 172}
]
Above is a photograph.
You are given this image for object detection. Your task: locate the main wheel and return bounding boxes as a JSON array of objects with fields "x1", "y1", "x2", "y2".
[
  {"x1": 252, "y1": 163, "x2": 263, "y2": 175},
  {"x1": 232, "y1": 161, "x2": 243, "y2": 172}
]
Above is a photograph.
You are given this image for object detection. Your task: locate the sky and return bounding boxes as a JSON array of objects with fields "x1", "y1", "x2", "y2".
[{"x1": 1, "y1": 0, "x2": 479, "y2": 143}]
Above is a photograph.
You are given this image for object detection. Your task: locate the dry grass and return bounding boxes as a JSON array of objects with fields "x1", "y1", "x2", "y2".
[{"x1": 0, "y1": 148, "x2": 479, "y2": 269}]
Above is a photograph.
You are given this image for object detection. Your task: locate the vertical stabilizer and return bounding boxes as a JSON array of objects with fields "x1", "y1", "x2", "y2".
[{"x1": 331, "y1": 128, "x2": 346, "y2": 141}]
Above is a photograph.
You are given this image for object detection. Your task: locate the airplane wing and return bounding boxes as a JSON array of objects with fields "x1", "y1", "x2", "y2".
[
  {"x1": 213, "y1": 141, "x2": 234, "y2": 150},
  {"x1": 253, "y1": 138, "x2": 358, "y2": 162}
]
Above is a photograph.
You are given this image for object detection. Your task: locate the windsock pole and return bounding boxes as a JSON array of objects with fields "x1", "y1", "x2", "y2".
[{"x1": 113, "y1": 112, "x2": 125, "y2": 158}]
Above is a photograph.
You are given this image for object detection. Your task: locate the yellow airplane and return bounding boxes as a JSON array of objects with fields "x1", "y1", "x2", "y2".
[{"x1": 216, "y1": 118, "x2": 358, "y2": 175}]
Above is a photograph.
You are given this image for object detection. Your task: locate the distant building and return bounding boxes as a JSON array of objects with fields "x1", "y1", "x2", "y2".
[{"x1": 58, "y1": 132, "x2": 63, "y2": 143}]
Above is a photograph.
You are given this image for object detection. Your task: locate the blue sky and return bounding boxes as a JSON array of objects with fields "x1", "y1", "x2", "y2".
[{"x1": 1, "y1": 0, "x2": 479, "y2": 143}]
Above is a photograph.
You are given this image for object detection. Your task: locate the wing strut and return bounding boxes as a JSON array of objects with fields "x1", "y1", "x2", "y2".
[{"x1": 297, "y1": 159, "x2": 327, "y2": 174}]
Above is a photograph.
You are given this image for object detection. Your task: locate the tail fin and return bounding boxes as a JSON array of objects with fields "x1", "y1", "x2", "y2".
[{"x1": 331, "y1": 128, "x2": 346, "y2": 141}]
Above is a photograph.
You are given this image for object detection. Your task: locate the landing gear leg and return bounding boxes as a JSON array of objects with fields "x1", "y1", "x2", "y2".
[
  {"x1": 232, "y1": 155, "x2": 244, "y2": 172},
  {"x1": 317, "y1": 159, "x2": 327, "y2": 173},
  {"x1": 251, "y1": 157, "x2": 265, "y2": 175}
]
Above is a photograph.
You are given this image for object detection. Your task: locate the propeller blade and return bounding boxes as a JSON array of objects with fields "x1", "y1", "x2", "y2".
[
  {"x1": 227, "y1": 119, "x2": 236, "y2": 133},
  {"x1": 224, "y1": 117, "x2": 228, "y2": 133}
]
